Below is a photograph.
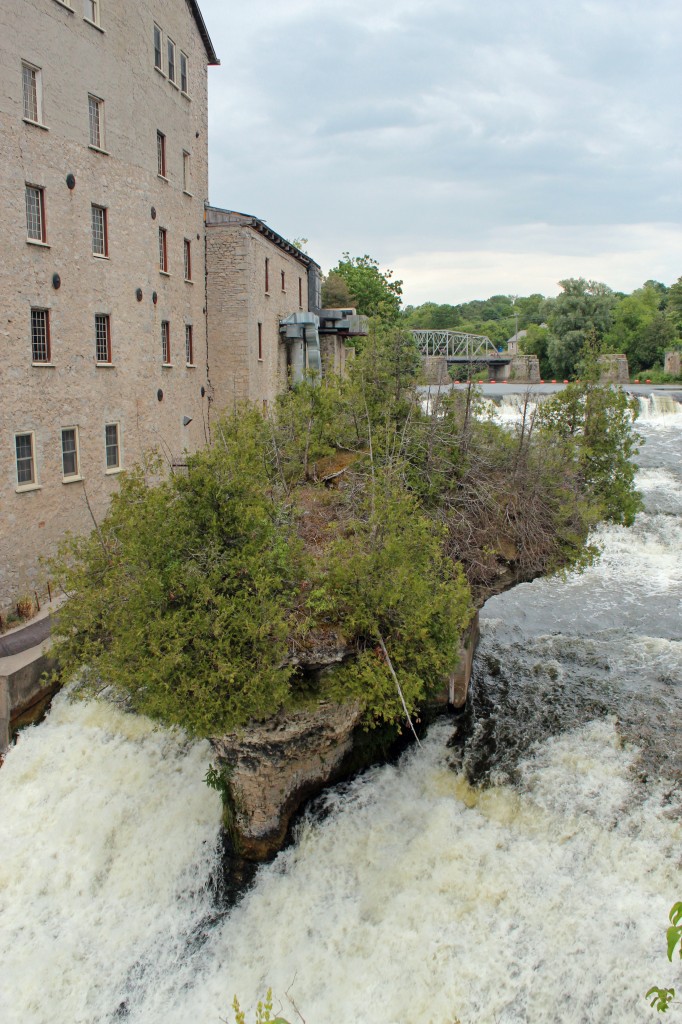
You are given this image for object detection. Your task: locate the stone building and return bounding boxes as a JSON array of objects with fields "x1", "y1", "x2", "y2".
[
  {"x1": 205, "y1": 207, "x2": 364, "y2": 414},
  {"x1": 0, "y1": 0, "x2": 219, "y2": 609}
]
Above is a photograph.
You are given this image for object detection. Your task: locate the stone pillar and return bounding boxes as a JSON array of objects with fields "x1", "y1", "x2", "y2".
[
  {"x1": 664, "y1": 351, "x2": 681, "y2": 376},
  {"x1": 422, "y1": 356, "x2": 450, "y2": 385},
  {"x1": 509, "y1": 355, "x2": 540, "y2": 383},
  {"x1": 598, "y1": 354, "x2": 629, "y2": 383}
]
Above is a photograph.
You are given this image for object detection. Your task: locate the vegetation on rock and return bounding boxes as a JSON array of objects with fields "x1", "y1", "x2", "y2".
[{"x1": 50, "y1": 326, "x2": 643, "y2": 737}]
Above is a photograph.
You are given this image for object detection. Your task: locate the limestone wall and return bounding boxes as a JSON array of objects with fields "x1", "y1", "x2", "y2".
[
  {"x1": 206, "y1": 212, "x2": 312, "y2": 414},
  {"x1": 0, "y1": 0, "x2": 214, "y2": 608}
]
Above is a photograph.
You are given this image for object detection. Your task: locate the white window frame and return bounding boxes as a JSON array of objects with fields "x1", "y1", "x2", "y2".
[
  {"x1": 15, "y1": 431, "x2": 38, "y2": 490},
  {"x1": 95, "y1": 313, "x2": 112, "y2": 363},
  {"x1": 22, "y1": 61, "x2": 43, "y2": 125},
  {"x1": 61, "y1": 426, "x2": 81, "y2": 481},
  {"x1": 88, "y1": 94, "x2": 105, "y2": 150},
  {"x1": 153, "y1": 24, "x2": 163, "y2": 72},
  {"x1": 105, "y1": 422, "x2": 121, "y2": 472},
  {"x1": 25, "y1": 184, "x2": 47, "y2": 243},
  {"x1": 157, "y1": 130, "x2": 166, "y2": 178},
  {"x1": 83, "y1": 0, "x2": 99, "y2": 26},
  {"x1": 183, "y1": 238, "x2": 192, "y2": 281},
  {"x1": 31, "y1": 308, "x2": 51, "y2": 363},
  {"x1": 161, "y1": 320, "x2": 171, "y2": 364},
  {"x1": 185, "y1": 324, "x2": 194, "y2": 365},
  {"x1": 180, "y1": 51, "x2": 189, "y2": 94},
  {"x1": 159, "y1": 227, "x2": 169, "y2": 273},
  {"x1": 91, "y1": 204, "x2": 108, "y2": 256},
  {"x1": 167, "y1": 38, "x2": 176, "y2": 84}
]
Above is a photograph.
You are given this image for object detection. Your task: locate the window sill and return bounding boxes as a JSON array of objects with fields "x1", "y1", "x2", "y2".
[
  {"x1": 83, "y1": 17, "x2": 104, "y2": 32},
  {"x1": 181, "y1": 91, "x2": 191, "y2": 101},
  {"x1": 62, "y1": 475, "x2": 83, "y2": 485},
  {"x1": 15, "y1": 482, "x2": 42, "y2": 494},
  {"x1": 53, "y1": 0, "x2": 74, "y2": 12},
  {"x1": 185, "y1": 363, "x2": 196, "y2": 368},
  {"x1": 105, "y1": 466, "x2": 122, "y2": 475},
  {"x1": 96, "y1": 361, "x2": 115, "y2": 368},
  {"x1": 169, "y1": 80, "x2": 179, "y2": 90},
  {"x1": 23, "y1": 118, "x2": 49, "y2": 131},
  {"x1": 158, "y1": 174, "x2": 169, "y2": 183},
  {"x1": 162, "y1": 363, "x2": 173, "y2": 368},
  {"x1": 88, "y1": 144, "x2": 109, "y2": 155},
  {"x1": 182, "y1": 189, "x2": 193, "y2": 197},
  {"x1": 159, "y1": 270, "x2": 170, "y2": 277},
  {"x1": 155, "y1": 65, "x2": 166, "y2": 78},
  {"x1": 27, "y1": 238, "x2": 50, "y2": 248},
  {"x1": 32, "y1": 361, "x2": 55, "y2": 368},
  {"x1": 93, "y1": 253, "x2": 110, "y2": 260},
  {"x1": 184, "y1": 278, "x2": 193, "y2": 285},
  {"x1": 257, "y1": 358, "x2": 264, "y2": 363},
  {"x1": 264, "y1": 292, "x2": 270, "y2": 297}
]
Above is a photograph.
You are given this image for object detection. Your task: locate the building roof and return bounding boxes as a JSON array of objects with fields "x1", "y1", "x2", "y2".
[
  {"x1": 205, "y1": 206, "x2": 320, "y2": 269},
  {"x1": 187, "y1": 0, "x2": 220, "y2": 65}
]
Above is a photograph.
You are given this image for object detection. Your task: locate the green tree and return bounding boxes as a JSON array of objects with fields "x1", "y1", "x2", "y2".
[
  {"x1": 665, "y1": 276, "x2": 682, "y2": 335},
  {"x1": 602, "y1": 283, "x2": 673, "y2": 373},
  {"x1": 320, "y1": 270, "x2": 352, "y2": 309},
  {"x1": 537, "y1": 383, "x2": 643, "y2": 526},
  {"x1": 327, "y1": 253, "x2": 403, "y2": 322},
  {"x1": 50, "y1": 411, "x2": 303, "y2": 735},
  {"x1": 518, "y1": 324, "x2": 552, "y2": 379},
  {"x1": 546, "y1": 278, "x2": 616, "y2": 378}
]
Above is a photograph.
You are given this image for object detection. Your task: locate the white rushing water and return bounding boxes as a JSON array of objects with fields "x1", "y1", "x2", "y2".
[{"x1": 1, "y1": 399, "x2": 680, "y2": 1024}]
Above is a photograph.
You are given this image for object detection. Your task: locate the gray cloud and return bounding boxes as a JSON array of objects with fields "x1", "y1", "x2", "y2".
[{"x1": 201, "y1": 0, "x2": 682, "y2": 301}]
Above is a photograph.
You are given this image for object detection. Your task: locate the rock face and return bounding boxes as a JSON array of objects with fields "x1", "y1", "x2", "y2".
[{"x1": 211, "y1": 700, "x2": 364, "y2": 861}]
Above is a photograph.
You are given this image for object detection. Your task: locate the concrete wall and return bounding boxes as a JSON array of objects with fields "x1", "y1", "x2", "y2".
[{"x1": 0, "y1": 0, "x2": 214, "y2": 609}]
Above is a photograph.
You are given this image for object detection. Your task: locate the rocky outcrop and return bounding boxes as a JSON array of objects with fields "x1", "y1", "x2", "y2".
[{"x1": 211, "y1": 700, "x2": 364, "y2": 861}]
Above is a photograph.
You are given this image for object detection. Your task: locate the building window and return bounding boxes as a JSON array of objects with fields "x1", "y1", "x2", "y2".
[
  {"x1": 84, "y1": 0, "x2": 99, "y2": 25},
  {"x1": 91, "y1": 204, "x2": 108, "y2": 256},
  {"x1": 265, "y1": 258, "x2": 269, "y2": 293},
  {"x1": 159, "y1": 227, "x2": 168, "y2": 272},
  {"x1": 25, "y1": 185, "x2": 46, "y2": 242},
  {"x1": 88, "y1": 94, "x2": 103, "y2": 148},
  {"x1": 95, "y1": 313, "x2": 111, "y2": 363},
  {"x1": 258, "y1": 322, "x2": 263, "y2": 361},
  {"x1": 281, "y1": 270, "x2": 286, "y2": 291},
  {"x1": 31, "y1": 308, "x2": 50, "y2": 362},
  {"x1": 105, "y1": 423, "x2": 120, "y2": 470},
  {"x1": 182, "y1": 150, "x2": 191, "y2": 193},
  {"x1": 161, "y1": 321, "x2": 170, "y2": 363},
  {"x1": 180, "y1": 51, "x2": 189, "y2": 94},
  {"x1": 61, "y1": 427, "x2": 80, "y2": 479},
  {"x1": 15, "y1": 433, "x2": 36, "y2": 486},
  {"x1": 299, "y1": 277, "x2": 303, "y2": 307},
  {"x1": 184, "y1": 239, "x2": 192, "y2": 281},
  {"x1": 167, "y1": 38, "x2": 176, "y2": 83},
  {"x1": 185, "y1": 324, "x2": 193, "y2": 364},
  {"x1": 157, "y1": 131, "x2": 166, "y2": 177},
  {"x1": 22, "y1": 62, "x2": 42, "y2": 123},
  {"x1": 153, "y1": 24, "x2": 163, "y2": 71}
]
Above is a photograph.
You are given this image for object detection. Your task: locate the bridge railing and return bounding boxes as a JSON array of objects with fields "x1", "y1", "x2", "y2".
[{"x1": 412, "y1": 329, "x2": 499, "y2": 359}]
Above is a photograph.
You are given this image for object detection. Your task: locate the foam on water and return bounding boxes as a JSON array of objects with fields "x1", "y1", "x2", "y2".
[
  {"x1": 0, "y1": 695, "x2": 222, "y2": 1024},
  {"x1": 1, "y1": 709, "x2": 679, "y2": 1024}
]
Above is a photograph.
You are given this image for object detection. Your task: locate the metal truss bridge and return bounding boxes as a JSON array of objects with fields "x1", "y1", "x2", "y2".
[{"x1": 412, "y1": 329, "x2": 504, "y2": 362}]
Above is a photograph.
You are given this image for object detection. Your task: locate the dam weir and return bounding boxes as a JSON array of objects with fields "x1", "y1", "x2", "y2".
[{"x1": 0, "y1": 391, "x2": 680, "y2": 1024}]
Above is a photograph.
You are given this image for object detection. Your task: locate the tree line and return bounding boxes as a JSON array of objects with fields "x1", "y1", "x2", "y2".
[{"x1": 322, "y1": 256, "x2": 682, "y2": 379}]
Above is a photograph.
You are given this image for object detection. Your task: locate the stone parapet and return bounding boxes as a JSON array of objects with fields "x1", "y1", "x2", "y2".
[{"x1": 598, "y1": 354, "x2": 629, "y2": 383}]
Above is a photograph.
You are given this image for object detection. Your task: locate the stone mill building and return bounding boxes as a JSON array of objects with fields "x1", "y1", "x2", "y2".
[{"x1": 0, "y1": 0, "x2": 365, "y2": 612}]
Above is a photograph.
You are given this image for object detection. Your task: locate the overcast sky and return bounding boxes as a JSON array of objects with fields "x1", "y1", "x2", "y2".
[{"x1": 201, "y1": 0, "x2": 682, "y2": 306}]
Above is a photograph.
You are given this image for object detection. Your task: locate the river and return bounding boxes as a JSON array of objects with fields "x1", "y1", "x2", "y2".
[{"x1": 1, "y1": 392, "x2": 680, "y2": 1024}]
